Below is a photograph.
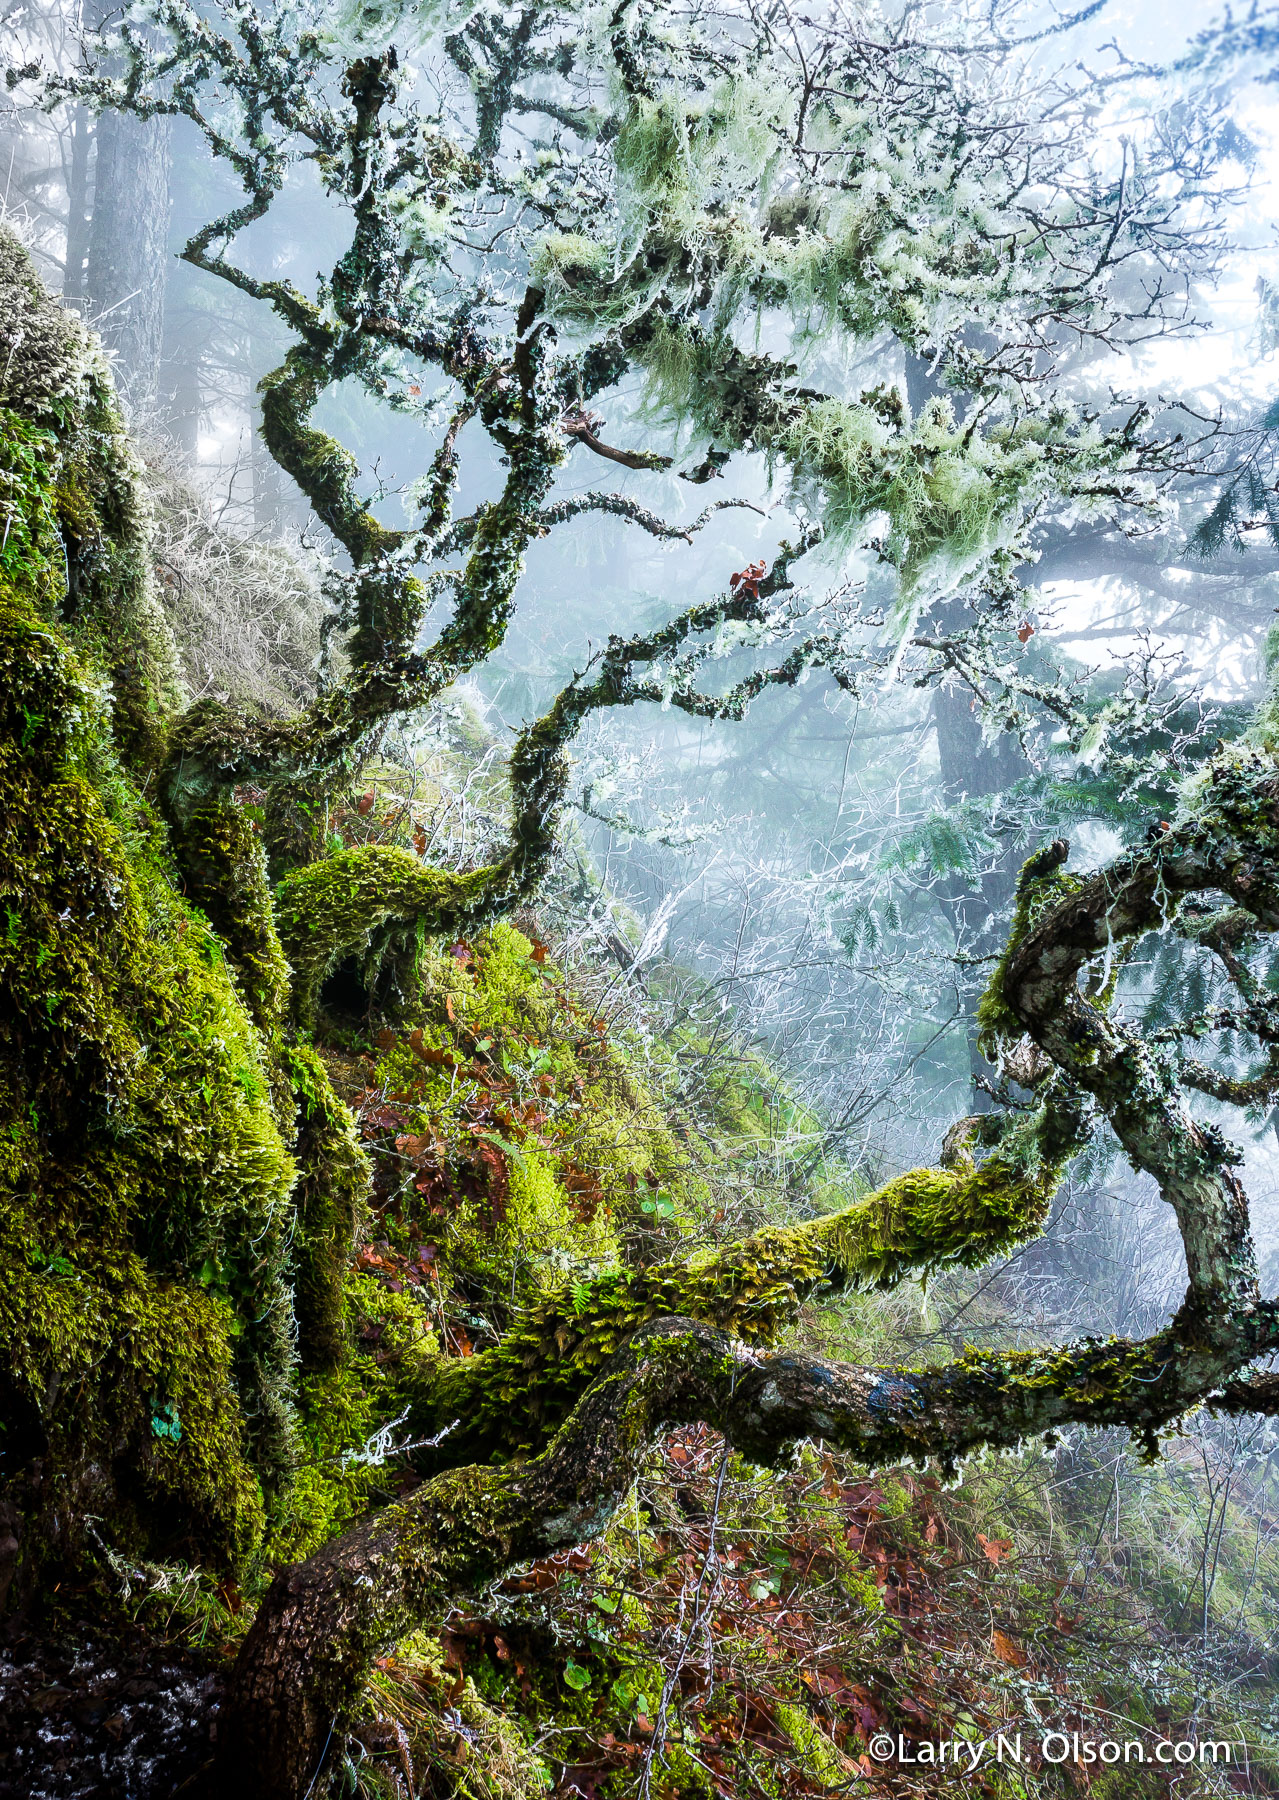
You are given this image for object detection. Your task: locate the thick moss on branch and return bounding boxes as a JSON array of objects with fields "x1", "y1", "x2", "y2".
[
  {"x1": 171, "y1": 799, "x2": 292, "y2": 1051},
  {"x1": 403, "y1": 1130, "x2": 1063, "y2": 1464},
  {"x1": 274, "y1": 844, "x2": 498, "y2": 1022},
  {"x1": 273, "y1": 703, "x2": 574, "y2": 1024},
  {"x1": 285, "y1": 1044, "x2": 370, "y2": 1372}
]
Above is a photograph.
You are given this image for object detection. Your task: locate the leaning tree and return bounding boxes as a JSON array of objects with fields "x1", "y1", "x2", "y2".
[{"x1": 5, "y1": 0, "x2": 1279, "y2": 1795}]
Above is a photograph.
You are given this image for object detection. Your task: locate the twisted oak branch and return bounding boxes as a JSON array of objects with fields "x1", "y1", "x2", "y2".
[
  {"x1": 211, "y1": 748, "x2": 1279, "y2": 1799},
  {"x1": 399, "y1": 1106, "x2": 1084, "y2": 1469},
  {"x1": 998, "y1": 752, "x2": 1279, "y2": 1321},
  {"x1": 215, "y1": 1300, "x2": 1279, "y2": 1800}
]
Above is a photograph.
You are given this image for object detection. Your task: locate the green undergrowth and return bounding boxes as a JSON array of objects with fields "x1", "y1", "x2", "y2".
[
  {"x1": 272, "y1": 918, "x2": 709, "y2": 1557},
  {"x1": 340, "y1": 1430, "x2": 1279, "y2": 1800},
  {"x1": 367, "y1": 923, "x2": 698, "y2": 1283}
]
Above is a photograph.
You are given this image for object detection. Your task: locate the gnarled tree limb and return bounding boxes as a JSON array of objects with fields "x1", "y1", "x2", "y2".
[
  {"x1": 209, "y1": 747, "x2": 1279, "y2": 1797},
  {"x1": 215, "y1": 1296, "x2": 1279, "y2": 1799}
]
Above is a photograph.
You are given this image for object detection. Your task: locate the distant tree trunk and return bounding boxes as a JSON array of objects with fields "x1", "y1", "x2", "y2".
[
  {"x1": 62, "y1": 105, "x2": 92, "y2": 304},
  {"x1": 166, "y1": 326, "x2": 204, "y2": 457},
  {"x1": 81, "y1": 0, "x2": 173, "y2": 414},
  {"x1": 902, "y1": 355, "x2": 1032, "y2": 1107}
]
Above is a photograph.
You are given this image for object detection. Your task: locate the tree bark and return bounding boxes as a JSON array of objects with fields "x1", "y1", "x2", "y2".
[
  {"x1": 62, "y1": 104, "x2": 92, "y2": 304},
  {"x1": 82, "y1": 0, "x2": 172, "y2": 415},
  {"x1": 207, "y1": 1294, "x2": 1279, "y2": 1800}
]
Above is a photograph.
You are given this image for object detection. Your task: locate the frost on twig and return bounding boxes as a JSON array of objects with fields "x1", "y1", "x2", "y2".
[{"x1": 339, "y1": 1411, "x2": 460, "y2": 1470}]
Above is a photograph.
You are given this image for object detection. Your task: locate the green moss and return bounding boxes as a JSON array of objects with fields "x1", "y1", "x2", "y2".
[
  {"x1": 274, "y1": 842, "x2": 496, "y2": 1023},
  {"x1": 0, "y1": 557, "x2": 294, "y2": 1594},
  {"x1": 173, "y1": 799, "x2": 292, "y2": 1054},
  {"x1": 286, "y1": 1043, "x2": 371, "y2": 1370},
  {"x1": 491, "y1": 1149, "x2": 619, "y2": 1277},
  {"x1": 774, "y1": 1700, "x2": 859, "y2": 1785},
  {"x1": 0, "y1": 409, "x2": 61, "y2": 602},
  {"x1": 402, "y1": 1121, "x2": 1058, "y2": 1465},
  {"x1": 364, "y1": 921, "x2": 695, "y2": 1304},
  {"x1": 0, "y1": 226, "x2": 185, "y2": 778},
  {"x1": 824, "y1": 1153, "x2": 1055, "y2": 1291},
  {"x1": 976, "y1": 843, "x2": 1086, "y2": 1054},
  {"x1": 266, "y1": 1261, "x2": 445, "y2": 1562}
]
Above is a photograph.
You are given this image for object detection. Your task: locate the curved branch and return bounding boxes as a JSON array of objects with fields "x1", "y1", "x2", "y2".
[
  {"x1": 537, "y1": 490, "x2": 765, "y2": 542},
  {"x1": 270, "y1": 527, "x2": 828, "y2": 1017},
  {"x1": 400, "y1": 1096, "x2": 1086, "y2": 1466},
  {"x1": 215, "y1": 1297, "x2": 1279, "y2": 1800},
  {"x1": 562, "y1": 415, "x2": 673, "y2": 471},
  {"x1": 992, "y1": 756, "x2": 1279, "y2": 1322}
]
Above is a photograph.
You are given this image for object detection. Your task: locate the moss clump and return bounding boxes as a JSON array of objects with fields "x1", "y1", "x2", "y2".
[
  {"x1": 822, "y1": 1160, "x2": 1051, "y2": 1291},
  {"x1": 285, "y1": 1042, "x2": 371, "y2": 1370},
  {"x1": 0, "y1": 409, "x2": 61, "y2": 603},
  {"x1": 497, "y1": 1149, "x2": 619, "y2": 1276},
  {"x1": 976, "y1": 841, "x2": 1086, "y2": 1054},
  {"x1": 172, "y1": 798, "x2": 293, "y2": 1051},
  {"x1": 274, "y1": 843, "x2": 496, "y2": 1023},
  {"x1": 775, "y1": 1700, "x2": 860, "y2": 1785}
]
